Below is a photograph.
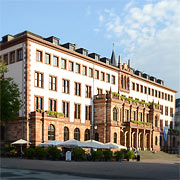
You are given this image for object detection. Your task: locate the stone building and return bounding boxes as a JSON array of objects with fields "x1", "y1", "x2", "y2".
[{"x1": 0, "y1": 31, "x2": 178, "y2": 151}]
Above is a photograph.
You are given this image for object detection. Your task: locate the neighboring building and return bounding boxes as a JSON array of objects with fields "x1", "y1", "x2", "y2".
[
  {"x1": 0, "y1": 31, "x2": 178, "y2": 151},
  {"x1": 175, "y1": 98, "x2": 180, "y2": 131},
  {"x1": 175, "y1": 98, "x2": 180, "y2": 154}
]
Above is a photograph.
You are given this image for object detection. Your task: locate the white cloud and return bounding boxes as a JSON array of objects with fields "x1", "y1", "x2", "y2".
[
  {"x1": 93, "y1": 28, "x2": 100, "y2": 32},
  {"x1": 95, "y1": 0, "x2": 180, "y2": 96},
  {"x1": 86, "y1": 6, "x2": 91, "y2": 15},
  {"x1": 125, "y1": 0, "x2": 134, "y2": 10},
  {"x1": 99, "y1": 15, "x2": 104, "y2": 22}
]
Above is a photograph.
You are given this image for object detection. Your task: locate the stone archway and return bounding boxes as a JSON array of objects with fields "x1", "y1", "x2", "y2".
[
  {"x1": 139, "y1": 133, "x2": 143, "y2": 150},
  {"x1": 146, "y1": 133, "x2": 150, "y2": 150},
  {"x1": 125, "y1": 131, "x2": 129, "y2": 147},
  {"x1": 120, "y1": 130, "x2": 125, "y2": 146},
  {"x1": 132, "y1": 132, "x2": 136, "y2": 148}
]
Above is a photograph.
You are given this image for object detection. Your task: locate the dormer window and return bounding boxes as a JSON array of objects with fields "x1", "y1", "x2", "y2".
[
  {"x1": 95, "y1": 55, "x2": 99, "y2": 60},
  {"x1": 69, "y1": 45, "x2": 75, "y2": 51},
  {"x1": 83, "y1": 51, "x2": 88, "y2": 56},
  {"x1": 54, "y1": 39, "x2": 59, "y2": 45}
]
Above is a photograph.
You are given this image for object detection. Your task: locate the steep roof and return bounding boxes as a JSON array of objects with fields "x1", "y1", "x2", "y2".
[{"x1": 111, "y1": 49, "x2": 117, "y2": 66}]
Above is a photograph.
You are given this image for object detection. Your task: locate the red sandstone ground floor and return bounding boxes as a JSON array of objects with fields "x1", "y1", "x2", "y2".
[{"x1": 2, "y1": 111, "x2": 178, "y2": 153}]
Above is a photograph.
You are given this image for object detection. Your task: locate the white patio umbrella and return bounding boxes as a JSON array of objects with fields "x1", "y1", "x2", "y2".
[
  {"x1": 11, "y1": 139, "x2": 31, "y2": 155},
  {"x1": 57, "y1": 139, "x2": 87, "y2": 148},
  {"x1": 103, "y1": 142, "x2": 127, "y2": 149},
  {"x1": 84, "y1": 140, "x2": 105, "y2": 149},
  {"x1": 38, "y1": 140, "x2": 62, "y2": 147}
]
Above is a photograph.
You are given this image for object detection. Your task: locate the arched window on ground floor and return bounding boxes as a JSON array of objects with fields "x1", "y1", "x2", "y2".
[
  {"x1": 48, "y1": 124, "x2": 55, "y2": 140},
  {"x1": 84, "y1": 129, "x2": 90, "y2": 141},
  {"x1": 64, "y1": 126, "x2": 69, "y2": 141},
  {"x1": 74, "y1": 128, "x2": 80, "y2": 141}
]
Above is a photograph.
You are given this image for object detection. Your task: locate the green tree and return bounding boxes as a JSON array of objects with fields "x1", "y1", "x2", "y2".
[{"x1": 0, "y1": 62, "x2": 22, "y2": 126}]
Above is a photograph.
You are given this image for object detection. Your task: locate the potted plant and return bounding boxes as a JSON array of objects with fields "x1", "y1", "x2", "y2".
[
  {"x1": 114, "y1": 151, "x2": 124, "y2": 161},
  {"x1": 103, "y1": 150, "x2": 113, "y2": 161},
  {"x1": 126, "y1": 151, "x2": 135, "y2": 161}
]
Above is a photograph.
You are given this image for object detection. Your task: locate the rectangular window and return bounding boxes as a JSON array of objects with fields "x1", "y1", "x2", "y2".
[
  {"x1": 162, "y1": 92, "x2": 164, "y2": 99},
  {"x1": 53, "y1": 56, "x2": 59, "y2": 67},
  {"x1": 61, "y1": 59, "x2": 67, "y2": 69},
  {"x1": 100, "y1": 72, "x2": 105, "y2": 81},
  {"x1": 160, "y1": 105, "x2": 163, "y2": 115},
  {"x1": 62, "y1": 79, "x2": 70, "y2": 94},
  {"x1": 36, "y1": 50, "x2": 42, "y2": 62},
  {"x1": 97, "y1": 88, "x2": 103, "y2": 95},
  {"x1": 74, "y1": 103, "x2": 81, "y2": 119},
  {"x1": 95, "y1": 70, "x2": 99, "y2": 79},
  {"x1": 69, "y1": 61, "x2": 74, "y2": 71},
  {"x1": 171, "y1": 95, "x2": 173, "y2": 102},
  {"x1": 132, "y1": 82, "x2": 135, "y2": 90},
  {"x1": 35, "y1": 96, "x2": 43, "y2": 110},
  {"x1": 17, "y1": 48, "x2": 23, "y2": 61},
  {"x1": 35, "y1": 72, "x2": 43, "y2": 88},
  {"x1": 127, "y1": 110, "x2": 129, "y2": 121},
  {"x1": 49, "y1": 76, "x2": 57, "y2": 91},
  {"x1": 170, "y1": 108, "x2": 173, "y2": 117},
  {"x1": 49, "y1": 99, "x2": 57, "y2": 111},
  {"x1": 155, "y1": 90, "x2": 157, "y2": 97},
  {"x1": 140, "y1": 85, "x2": 143, "y2": 93},
  {"x1": 62, "y1": 101, "x2": 69, "y2": 118},
  {"x1": 152, "y1": 89, "x2": 154, "y2": 96},
  {"x1": 148, "y1": 88, "x2": 151, "y2": 95},
  {"x1": 144, "y1": 86, "x2": 147, "y2": 94},
  {"x1": 112, "y1": 75, "x2": 115, "y2": 84},
  {"x1": 165, "y1": 120, "x2": 168, "y2": 126},
  {"x1": 168, "y1": 94, "x2": 170, "y2": 101},
  {"x1": 89, "y1": 68, "x2": 93, "y2": 78},
  {"x1": 170, "y1": 122, "x2": 173, "y2": 129},
  {"x1": 140, "y1": 112, "x2": 143, "y2": 121},
  {"x1": 74, "y1": 82, "x2": 81, "y2": 96},
  {"x1": 133, "y1": 111, "x2": 137, "y2": 121},
  {"x1": 106, "y1": 74, "x2": 110, "y2": 83},
  {"x1": 4, "y1": 54, "x2": 8, "y2": 65},
  {"x1": 146, "y1": 114, "x2": 149, "y2": 122},
  {"x1": 165, "y1": 93, "x2": 167, "y2": 100},
  {"x1": 45, "y1": 53, "x2": 51, "y2": 64},
  {"x1": 82, "y1": 66, "x2": 87, "y2": 76},
  {"x1": 121, "y1": 75, "x2": 123, "y2": 88},
  {"x1": 158, "y1": 91, "x2": 161, "y2": 98},
  {"x1": 10, "y1": 51, "x2": 15, "y2": 64},
  {"x1": 136, "y1": 84, "x2": 139, "y2": 92},
  {"x1": 165, "y1": 106, "x2": 168, "y2": 116},
  {"x1": 85, "y1": 105, "x2": 92, "y2": 121},
  {"x1": 85, "y1": 85, "x2": 92, "y2": 98},
  {"x1": 76, "y1": 63, "x2": 80, "y2": 73}
]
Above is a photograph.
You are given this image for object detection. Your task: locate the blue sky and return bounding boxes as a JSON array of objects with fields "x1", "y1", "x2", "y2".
[{"x1": 1, "y1": 0, "x2": 179, "y2": 97}]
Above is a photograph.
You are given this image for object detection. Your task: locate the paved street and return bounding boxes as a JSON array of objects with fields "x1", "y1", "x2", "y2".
[{"x1": 0, "y1": 158, "x2": 179, "y2": 180}]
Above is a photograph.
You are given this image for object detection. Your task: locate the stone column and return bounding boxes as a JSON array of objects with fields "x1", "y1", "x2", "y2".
[
  {"x1": 129, "y1": 128, "x2": 132, "y2": 149},
  {"x1": 149, "y1": 131, "x2": 152, "y2": 151},
  {"x1": 143, "y1": 130, "x2": 146, "y2": 150},
  {"x1": 119, "y1": 128, "x2": 121, "y2": 145},
  {"x1": 136, "y1": 129, "x2": 139, "y2": 149}
]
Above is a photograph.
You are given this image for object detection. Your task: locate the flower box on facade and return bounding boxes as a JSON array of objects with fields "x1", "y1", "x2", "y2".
[
  {"x1": 31, "y1": 111, "x2": 43, "y2": 117},
  {"x1": 112, "y1": 94, "x2": 119, "y2": 100},
  {"x1": 130, "y1": 122, "x2": 152, "y2": 128}
]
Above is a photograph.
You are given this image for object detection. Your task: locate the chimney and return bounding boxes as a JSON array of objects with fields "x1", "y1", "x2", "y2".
[
  {"x1": 128, "y1": 58, "x2": 131, "y2": 68},
  {"x1": 118, "y1": 55, "x2": 121, "y2": 68}
]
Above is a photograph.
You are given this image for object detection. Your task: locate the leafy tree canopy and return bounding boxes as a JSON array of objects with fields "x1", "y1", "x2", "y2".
[{"x1": 0, "y1": 63, "x2": 22, "y2": 125}]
